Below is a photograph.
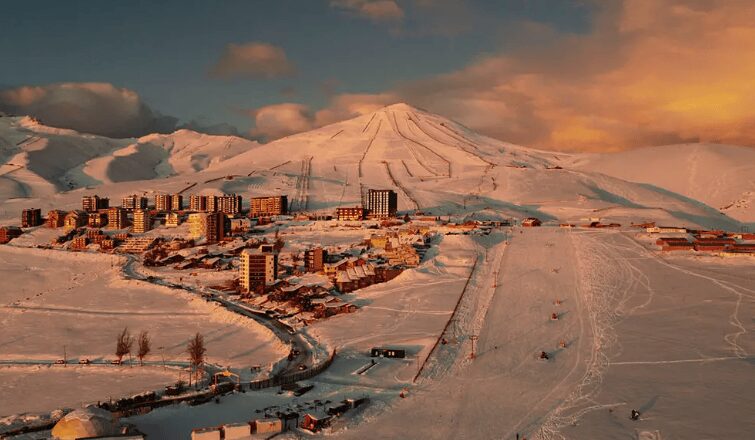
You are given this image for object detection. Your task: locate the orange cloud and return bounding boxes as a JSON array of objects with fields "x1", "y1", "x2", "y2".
[
  {"x1": 249, "y1": 103, "x2": 315, "y2": 140},
  {"x1": 248, "y1": 94, "x2": 398, "y2": 141},
  {"x1": 386, "y1": 0, "x2": 755, "y2": 151},
  {"x1": 311, "y1": 0, "x2": 753, "y2": 151},
  {"x1": 210, "y1": 42, "x2": 295, "y2": 80}
]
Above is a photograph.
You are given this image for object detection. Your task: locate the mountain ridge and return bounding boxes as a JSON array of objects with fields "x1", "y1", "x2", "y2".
[{"x1": 0, "y1": 105, "x2": 751, "y2": 227}]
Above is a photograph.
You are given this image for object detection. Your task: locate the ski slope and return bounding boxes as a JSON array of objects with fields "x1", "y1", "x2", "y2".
[{"x1": 1, "y1": 104, "x2": 750, "y2": 230}]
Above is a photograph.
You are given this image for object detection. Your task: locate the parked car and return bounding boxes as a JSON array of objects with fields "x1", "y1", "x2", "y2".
[
  {"x1": 298, "y1": 363, "x2": 308, "y2": 371},
  {"x1": 54, "y1": 359, "x2": 66, "y2": 365},
  {"x1": 110, "y1": 359, "x2": 122, "y2": 365},
  {"x1": 78, "y1": 358, "x2": 91, "y2": 365}
]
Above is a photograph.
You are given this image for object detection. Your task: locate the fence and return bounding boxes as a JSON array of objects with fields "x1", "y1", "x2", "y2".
[
  {"x1": 413, "y1": 255, "x2": 480, "y2": 382},
  {"x1": 249, "y1": 349, "x2": 337, "y2": 390}
]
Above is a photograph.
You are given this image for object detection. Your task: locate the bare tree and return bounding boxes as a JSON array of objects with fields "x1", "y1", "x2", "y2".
[
  {"x1": 187, "y1": 333, "x2": 206, "y2": 386},
  {"x1": 115, "y1": 327, "x2": 133, "y2": 364},
  {"x1": 137, "y1": 331, "x2": 151, "y2": 366}
]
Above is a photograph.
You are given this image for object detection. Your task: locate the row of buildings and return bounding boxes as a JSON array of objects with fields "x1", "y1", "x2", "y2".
[{"x1": 83, "y1": 193, "x2": 287, "y2": 217}]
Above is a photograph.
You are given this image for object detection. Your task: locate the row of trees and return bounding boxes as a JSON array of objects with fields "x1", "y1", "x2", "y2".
[
  {"x1": 115, "y1": 328, "x2": 206, "y2": 370},
  {"x1": 116, "y1": 328, "x2": 151, "y2": 365}
]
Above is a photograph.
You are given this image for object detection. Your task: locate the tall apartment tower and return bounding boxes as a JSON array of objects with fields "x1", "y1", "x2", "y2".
[
  {"x1": 363, "y1": 189, "x2": 398, "y2": 219},
  {"x1": 171, "y1": 194, "x2": 183, "y2": 211},
  {"x1": 121, "y1": 194, "x2": 148, "y2": 210},
  {"x1": 304, "y1": 247, "x2": 327, "y2": 272},
  {"x1": 210, "y1": 194, "x2": 242, "y2": 216},
  {"x1": 239, "y1": 246, "x2": 278, "y2": 293},
  {"x1": 188, "y1": 212, "x2": 226, "y2": 243},
  {"x1": 154, "y1": 194, "x2": 173, "y2": 212},
  {"x1": 82, "y1": 195, "x2": 109, "y2": 212},
  {"x1": 107, "y1": 207, "x2": 128, "y2": 230},
  {"x1": 189, "y1": 194, "x2": 214, "y2": 212},
  {"x1": 249, "y1": 196, "x2": 288, "y2": 217},
  {"x1": 21, "y1": 208, "x2": 42, "y2": 227},
  {"x1": 132, "y1": 209, "x2": 151, "y2": 233}
]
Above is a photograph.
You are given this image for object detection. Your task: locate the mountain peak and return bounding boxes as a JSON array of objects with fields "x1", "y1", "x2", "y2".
[{"x1": 381, "y1": 102, "x2": 423, "y2": 113}]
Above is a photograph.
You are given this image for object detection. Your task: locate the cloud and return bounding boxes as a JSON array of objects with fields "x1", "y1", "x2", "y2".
[
  {"x1": 0, "y1": 82, "x2": 178, "y2": 138},
  {"x1": 248, "y1": 103, "x2": 316, "y2": 141},
  {"x1": 343, "y1": 0, "x2": 755, "y2": 151},
  {"x1": 248, "y1": 93, "x2": 398, "y2": 141},
  {"x1": 210, "y1": 42, "x2": 296, "y2": 79},
  {"x1": 330, "y1": 0, "x2": 404, "y2": 23}
]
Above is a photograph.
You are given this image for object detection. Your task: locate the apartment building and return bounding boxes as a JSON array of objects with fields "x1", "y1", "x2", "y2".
[
  {"x1": 87, "y1": 212, "x2": 108, "y2": 228},
  {"x1": 82, "y1": 195, "x2": 109, "y2": 212},
  {"x1": 46, "y1": 210, "x2": 66, "y2": 228},
  {"x1": 304, "y1": 247, "x2": 327, "y2": 273},
  {"x1": 121, "y1": 194, "x2": 148, "y2": 210},
  {"x1": 189, "y1": 194, "x2": 214, "y2": 212},
  {"x1": 171, "y1": 194, "x2": 183, "y2": 211},
  {"x1": 165, "y1": 212, "x2": 181, "y2": 227},
  {"x1": 188, "y1": 212, "x2": 226, "y2": 243},
  {"x1": 154, "y1": 194, "x2": 173, "y2": 212},
  {"x1": 239, "y1": 246, "x2": 278, "y2": 293},
  {"x1": 132, "y1": 209, "x2": 151, "y2": 233},
  {"x1": 335, "y1": 206, "x2": 364, "y2": 221},
  {"x1": 250, "y1": 196, "x2": 288, "y2": 217},
  {"x1": 363, "y1": 189, "x2": 398, "y2": 219},
  {"x1": 209, "y1": 194, "x2": 242, "y2": 216},
  {"x1": 64, "y1": 210, "x2": 87, "y2": 231},
  {"x1": 107, "y1": 207, "x2": 129, "y2": 230},
  {"x1": 21, "y1": 208, "x2": 42, "y2": 227},
  {"x1": 0, "y1": 226, "x2": 22, "y2": 244}
]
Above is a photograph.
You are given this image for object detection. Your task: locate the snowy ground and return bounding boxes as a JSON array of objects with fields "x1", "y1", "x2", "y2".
[
  {"x1": 0, "y1": 245, "x2": 286, "y2": 417},
  {"x1": 2, "y1": 226, "x2": 752, "y2": 438},
  {"x1": 0, "y1": 365, "x2": 178, "y2": 415},
  {"x1": 328, "y1": 228, "x2": 754, "y2": 440}
]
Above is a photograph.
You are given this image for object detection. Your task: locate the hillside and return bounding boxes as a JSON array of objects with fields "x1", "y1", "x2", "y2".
[
  {"x1": 0, "y1": 105, "x2": 749, "y2": 230},
  {"x1": 0, "y1": 116, "x2": 258, "y2": 203},
  {"x1": 566, "y1": 143, "x2": 755, "y2": 223}
]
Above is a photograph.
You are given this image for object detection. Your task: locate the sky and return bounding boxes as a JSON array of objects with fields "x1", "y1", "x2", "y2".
[{"x1": 2, "y1": 0, "x2": 755, "y2": 151}]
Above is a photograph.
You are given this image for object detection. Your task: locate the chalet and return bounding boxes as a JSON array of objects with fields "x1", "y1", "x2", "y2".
[{"x1": 522, "y1": 217, "x2": 542, "y2": 227}]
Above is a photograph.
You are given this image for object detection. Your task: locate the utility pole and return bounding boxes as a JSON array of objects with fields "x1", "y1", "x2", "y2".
[
  {"x1": 469, "y1": 335, "x2": 478, "y2": 359},
  {"x1": 63, "y1": 344, "x2": 67, "y2": 367}
]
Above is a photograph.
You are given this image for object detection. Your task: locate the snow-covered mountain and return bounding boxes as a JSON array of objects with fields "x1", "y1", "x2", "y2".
[
  {"x1": 0, "y1": 104, "x2": 751, "y2": 229},
  {"x1": 0, "y1": 116, "x2": 258, "y2": 200},
  {"x1": 566, "y1": 143, "x2": 755, "y2": 223}
]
